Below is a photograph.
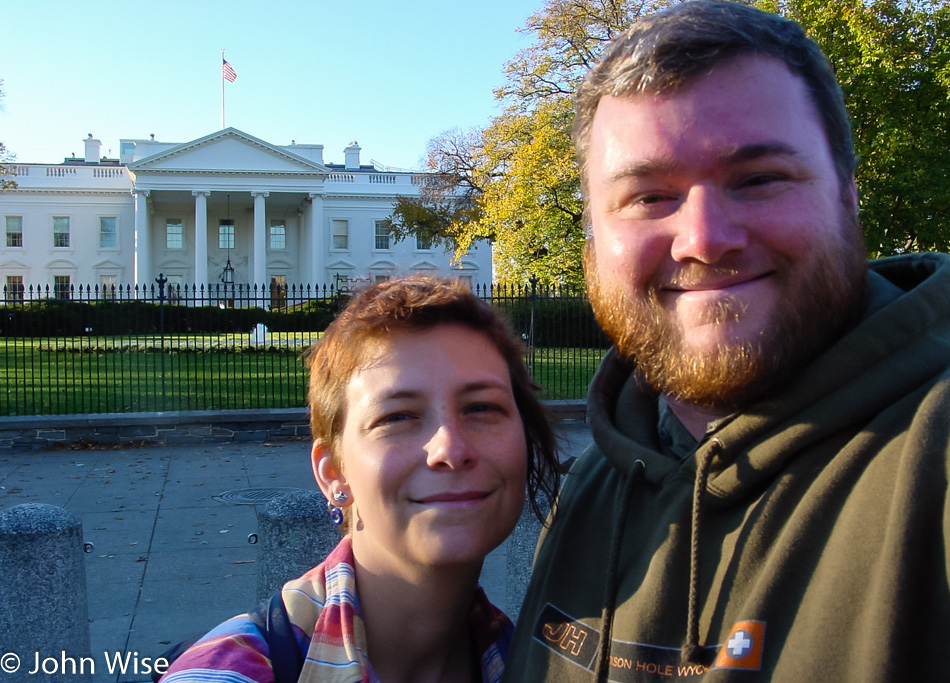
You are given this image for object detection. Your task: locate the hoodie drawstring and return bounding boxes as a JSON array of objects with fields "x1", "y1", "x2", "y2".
[
  {"x1": 682, "y1": 438, "x2": 721, "y2": 664},
  {"x1": 593, "y1": 458, "x2": 646, "y2": 683}
]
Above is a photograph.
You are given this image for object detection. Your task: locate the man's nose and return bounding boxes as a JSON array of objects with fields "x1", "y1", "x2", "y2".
[
  {"x1": 425, "y1": 420, "x2": 477, "y2": 470},
  {"x1": 670, "y1": 186, "x2": 747, "y2": 264}
]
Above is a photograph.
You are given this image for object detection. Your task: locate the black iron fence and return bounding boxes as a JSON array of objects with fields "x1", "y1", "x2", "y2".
[{"x1": 0, "y1": 278, "x2": 609, "y2": 417}]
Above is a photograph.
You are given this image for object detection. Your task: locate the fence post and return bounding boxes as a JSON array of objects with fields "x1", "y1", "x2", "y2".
[
  {"x1": 155, "y1": 274, "x2": 167, "y2": 408},
  {"x1": 528, "y1": 275, "x2": 539, "y2": 378},
  {"x1": 0, "y1": 504, "x2": 92, "y2": 682},
  {"x1": 253, "y1": 490, "x2": 339, "y2": 602}
]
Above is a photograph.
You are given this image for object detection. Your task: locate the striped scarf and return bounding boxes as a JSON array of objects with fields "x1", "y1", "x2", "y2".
[{"x1": 161, "y1": 536, "x2": 513, "y2": 683}]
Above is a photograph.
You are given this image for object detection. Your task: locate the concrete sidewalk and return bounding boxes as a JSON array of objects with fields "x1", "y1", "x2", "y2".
[{"x1": 0, "y1": 422, "x2": 592, "y2": 683}]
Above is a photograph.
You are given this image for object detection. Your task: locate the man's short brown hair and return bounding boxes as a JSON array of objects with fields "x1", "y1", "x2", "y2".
[{"x1": 574, "y1": 0, "x2": 856, "y2": 207}]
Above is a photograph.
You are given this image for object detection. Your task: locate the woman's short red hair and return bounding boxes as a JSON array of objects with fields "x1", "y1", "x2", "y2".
[{"x1": 304, "y1": 276, "x2": 559, "y2": 521}]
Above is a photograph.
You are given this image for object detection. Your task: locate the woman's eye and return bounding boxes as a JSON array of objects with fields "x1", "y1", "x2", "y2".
[{"x1": 466, "y1": 402, "x2": 511, "y2": 418}]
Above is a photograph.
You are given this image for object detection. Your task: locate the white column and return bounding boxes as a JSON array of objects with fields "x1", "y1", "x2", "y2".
[
  {"x1": 251, "y1": 191, "x2": 269, "y2": 289},
  {"x1": 308, "y1": 192, "x2": 324, "y2": 286},
  {"x1": 297, "y1": 208, "x2": 307, "y2": 285},
  {"x1": 133, "y1": 189, "x2": 150, "y2": 287},
  {"x1": 192, "y1": 190, "x2": 210, "y2": 287}
]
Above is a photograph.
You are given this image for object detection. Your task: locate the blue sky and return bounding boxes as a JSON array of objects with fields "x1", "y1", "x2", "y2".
[{"x1": 1, "y1": 0, "x2": 544, "y2": 169}]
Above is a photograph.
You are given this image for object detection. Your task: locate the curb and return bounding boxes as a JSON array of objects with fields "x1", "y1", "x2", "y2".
[{"x1": 0, "y1": 401, "x2": 586, "y2": 451}]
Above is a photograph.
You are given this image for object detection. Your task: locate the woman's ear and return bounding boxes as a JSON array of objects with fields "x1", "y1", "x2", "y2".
[{"x1": 312, "y1": 440, "x2": 348, "y2": 502}]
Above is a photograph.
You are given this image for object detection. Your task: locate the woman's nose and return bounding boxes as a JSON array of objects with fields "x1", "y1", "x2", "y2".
[{"x1": 425, "y1": 421, "x2": 477, "y2": 470}]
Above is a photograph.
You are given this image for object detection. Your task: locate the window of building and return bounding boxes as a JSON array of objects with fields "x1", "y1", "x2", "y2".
[
  {"x1": 99, "y1": 217, "x2": 117, "y2": 249},
  {"x1": 54, "y1": 275, "x2": 71, "y2": 300},
  {"x1": 374, "y1": 274, "x2": 391, "y2": 284},
  {"x1": 416, "y1": 234, "x2": 433, "y2": 251},
  {"x1": 331, "y1": 219, "x2": 349, "y2": 250},
  {"x1": 5, "y1": 216, "x2": 23, "y2": 248},
  {"x1": 5, "y1": 275, "x2": 24, "y2": 302},
  {"x1": 270, "y1": 275, "x2": 287, "y2": 309},
  {"x1": 166, "y1": 219, "x2": 184, "y2": 249},
  {"x1": 99, "y1": 274, "x2": 117, "y2": 299},
  {"x1": 374, "y1": 220, "x2": 391, "y2": 250},
  {"x1": 269, "y1": 221, "x2": 286, "y2": 250},
  {"x1": 219, "y1": 220, "x2": 235, "y2": 250},
  {"x1": 53, "y1": 217, "x2": 70, "y2": 248}
]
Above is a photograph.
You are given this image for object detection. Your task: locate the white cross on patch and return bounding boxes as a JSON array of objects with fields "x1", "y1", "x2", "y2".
[{"x1": 726, "y1": 630, "x2": 753, "y2": 658}]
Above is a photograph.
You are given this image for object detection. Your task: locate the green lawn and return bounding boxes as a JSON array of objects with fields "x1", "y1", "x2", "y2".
[
  {"x1": 0, "y1": 336, "x2": 606, "y2": 416},
  {"x1": 528, "y1": 347, "x2": 605, "y2": 401},
  {"x1": 0, "y1": 345, "x2": 310, "y2": 415}
]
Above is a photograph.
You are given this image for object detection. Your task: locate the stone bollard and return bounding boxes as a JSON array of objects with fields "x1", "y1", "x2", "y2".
[
  {"x1": 254, "y1": 490, "x2": 339, "y2": 602},
  {"x1": 0, "y1": 504, "x2": 92, "y2": 683}
]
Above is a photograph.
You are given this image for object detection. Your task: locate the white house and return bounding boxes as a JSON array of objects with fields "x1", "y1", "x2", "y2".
[{"x1": 0, "y1": 129, "x2": 490, "y2": 300}]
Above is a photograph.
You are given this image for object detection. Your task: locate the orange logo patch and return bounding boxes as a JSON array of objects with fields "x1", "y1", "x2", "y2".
[{"x1": 712, "y1": 621, "x2": 766, "y2": 671}]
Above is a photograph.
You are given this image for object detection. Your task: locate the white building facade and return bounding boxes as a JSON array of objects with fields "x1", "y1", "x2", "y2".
[{"x1": 0, "y1": 129, "x2": 490, "y2": 299}]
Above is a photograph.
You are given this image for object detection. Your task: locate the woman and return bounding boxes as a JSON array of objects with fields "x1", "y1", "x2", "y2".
[{"x1": 160, "y1": 276, "x2": 560, "y2": 683}]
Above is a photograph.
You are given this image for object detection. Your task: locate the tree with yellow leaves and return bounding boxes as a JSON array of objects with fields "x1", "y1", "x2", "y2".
[{"x1": 391, "y1": 1, "x2": 680, "y2": 285}]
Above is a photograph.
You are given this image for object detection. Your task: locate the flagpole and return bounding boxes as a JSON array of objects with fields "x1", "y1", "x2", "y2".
[{"x1": 221, "y1": 49, "x2": 226, "y2": 129}]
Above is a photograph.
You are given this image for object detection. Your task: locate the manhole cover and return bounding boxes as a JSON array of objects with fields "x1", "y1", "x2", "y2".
[{"x1": 213, "y1": 487, "x2": 308, "y2": 505}]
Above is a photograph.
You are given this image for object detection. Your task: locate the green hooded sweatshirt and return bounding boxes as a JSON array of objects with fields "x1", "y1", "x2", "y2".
[{"x1": 504, "y1": 254, "x2": 950, "y2": 682}]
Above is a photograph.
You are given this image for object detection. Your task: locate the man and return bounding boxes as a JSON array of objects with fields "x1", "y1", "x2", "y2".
[{"x1": 504, "y1": 1, "x2": 950, "y2": 681}]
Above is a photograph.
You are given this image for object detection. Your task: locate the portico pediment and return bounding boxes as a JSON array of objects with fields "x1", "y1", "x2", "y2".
[{"x1": 128, "y1": 128, "x2": 329, "y2": 176}]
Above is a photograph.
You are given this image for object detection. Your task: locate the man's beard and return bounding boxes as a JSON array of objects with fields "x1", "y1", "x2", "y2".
[{"x1": 585, "y1": 213, "x2": 868, "y2": 411}]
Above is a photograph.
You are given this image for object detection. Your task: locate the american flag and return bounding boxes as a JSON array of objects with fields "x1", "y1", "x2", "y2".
[{"x1": 222, "y1": 59, "x2": 237, "y2": 82}]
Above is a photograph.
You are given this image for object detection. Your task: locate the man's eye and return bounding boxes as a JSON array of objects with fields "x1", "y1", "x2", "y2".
[
  {"x1": 620, "y1": 191, "x2": 679, "y2": 219},
  {"x1": 376, "y1": 412, "x2": 414, "y2": 426},
  {"x1": 741, "y1": 174, "x2": 781, "y2": 188}
]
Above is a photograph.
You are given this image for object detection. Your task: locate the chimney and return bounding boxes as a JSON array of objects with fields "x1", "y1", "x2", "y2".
[
  {"x1": 84, "y1": 134, "x2": 101, "y2": 164},
  {"x1": 344, "y1": 141, "x2": 361, "y2": 170}
]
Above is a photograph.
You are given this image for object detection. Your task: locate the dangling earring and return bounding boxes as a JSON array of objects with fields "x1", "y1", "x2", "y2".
[
  {"x1": 327, "y1": 500, "x2": 344, "y2": 526},
  {"x1": 327, "y1": 491, "x2": 348, "y2": 526}
]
